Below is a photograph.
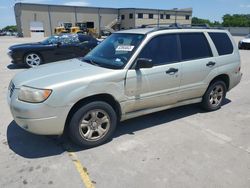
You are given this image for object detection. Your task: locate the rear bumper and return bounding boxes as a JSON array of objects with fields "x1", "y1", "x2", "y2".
[{"x1": 229, "y1": 72, "x2": 242, "y2": 91}]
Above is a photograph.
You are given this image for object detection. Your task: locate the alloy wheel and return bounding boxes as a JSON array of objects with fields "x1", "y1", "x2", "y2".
[
  {"x1": 79, "y1": 109, "x2": 111, "y2": 141},
  {"x1": 25, "y1": 53, "x2": 41, "y2": 67},
  {"x1": 209, "y1": 85, "x2": 224, "y2": 107}
]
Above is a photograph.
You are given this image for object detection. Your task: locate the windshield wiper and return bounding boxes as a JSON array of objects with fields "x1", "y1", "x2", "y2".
[{"x1": 82, "y1": 58, "x2": 100, "y2": 67}]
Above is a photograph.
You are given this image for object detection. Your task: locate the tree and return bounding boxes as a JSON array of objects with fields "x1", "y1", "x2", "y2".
[
  {"x1": 192, "y1": 17, "x2": 222, "y2": 27},
  {"x1": 222, "y1": 14, "x2": 250, "y2": 27},
  {"x1": 2, "y1": 25, "x2": 17, "y2": 32}
]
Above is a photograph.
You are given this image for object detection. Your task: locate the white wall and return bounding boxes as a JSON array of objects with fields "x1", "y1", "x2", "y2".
[{"x1": 225, "y1": 27, "x2": 250, "y2": 36}]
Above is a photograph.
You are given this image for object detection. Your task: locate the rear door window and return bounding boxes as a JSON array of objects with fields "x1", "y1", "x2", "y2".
[
  {"x1": 208, "y1": 32, "x2": 233, "y2": 56},
  {"x1": 179, "y1": 33, "x2": 212, "y2": 61}
]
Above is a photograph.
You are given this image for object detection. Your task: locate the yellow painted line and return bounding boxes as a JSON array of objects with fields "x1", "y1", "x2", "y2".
[{"x1": 68, "y1": 152, "x2": 95, "y2": 188}]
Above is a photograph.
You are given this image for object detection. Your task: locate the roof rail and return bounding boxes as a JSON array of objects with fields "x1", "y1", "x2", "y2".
[{"x1": 140, "y1": 23, "x2": 225, "y2": 34}]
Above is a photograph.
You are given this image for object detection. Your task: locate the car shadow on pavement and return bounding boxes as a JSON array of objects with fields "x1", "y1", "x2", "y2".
[
  {"x1": 7, "y1": 121, "x2": 64, "y2": 158},
  {"x1": 7, "y1": 99, "x2": 231, "y2": 157},
  {"x1": 115, "y1": 99, "x2": 231, "y2": 138},
  {"x1": 7, "y1": 64, "x2": 26, "y2": 69}
]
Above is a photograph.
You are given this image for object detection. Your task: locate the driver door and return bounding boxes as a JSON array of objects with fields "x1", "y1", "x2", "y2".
[
  {"x1": 54, "y1": 36, "x2": 77, "y2": 60},
  {"x1": 124, "y1": 34, "x2": 182, "y2": 113}
]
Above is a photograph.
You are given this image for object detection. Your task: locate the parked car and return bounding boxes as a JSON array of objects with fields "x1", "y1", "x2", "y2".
[
  {"x1": 0, "y1": 31, "x2": 6, "y2": 36},
  {"x1": 8, "y1": 27, "x2": 242, "y2": 147},
  {"x1": 8, "y1": 34, "x2": 99, "y2": 68},
  {"x1": 238, "y1": 34, "x2": 250, "y2": 50}
]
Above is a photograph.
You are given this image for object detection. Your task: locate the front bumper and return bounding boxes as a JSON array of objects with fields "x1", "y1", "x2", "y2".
[
  {"x1": 7, "y1": 50, "x2": 23, "y2": 64},
  {"x1": 7, "y1": 88, "x2": 71, "y2": 135},
  {"x1": 239, "y1": 42, "x2": 250, "y2": 49}
]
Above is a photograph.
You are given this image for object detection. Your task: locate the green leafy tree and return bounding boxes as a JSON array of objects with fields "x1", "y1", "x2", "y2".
[
  {"x1": 222, "y1": 14, "x2": 250, "y2": 27},
  {"x1": 2, "y1": 25, "x2": 17, "y2": 32},
  {"x1": 192, "y1": 17, "x2": 222, "y2": 27}
]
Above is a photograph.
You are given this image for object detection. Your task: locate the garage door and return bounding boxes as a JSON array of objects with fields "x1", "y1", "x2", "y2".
[{"x1": 30, "y1": 21, "x2": 45, "y2": 38}]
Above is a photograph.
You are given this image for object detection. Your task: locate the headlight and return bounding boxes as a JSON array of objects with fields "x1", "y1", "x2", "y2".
[
  {"x1": 7, "y1": 50, "x2": 13, "y2": 56},
  {"x1": 18, "y1": 86, "x2": 52, "y2": 103}
]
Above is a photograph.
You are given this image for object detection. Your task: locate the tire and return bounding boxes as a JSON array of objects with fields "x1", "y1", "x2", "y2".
[
  {"x1": 201, "y1": 81, "x2": 227, "y2": 111},
  {"x1": 69, "y1": 101, "x2": 117, "y2": 147},
  {"x1": 24, "y1": 53, "x2": 42, "y2": 68}
]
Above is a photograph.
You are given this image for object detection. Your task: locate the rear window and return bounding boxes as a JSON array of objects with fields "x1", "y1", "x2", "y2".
[
  {"x1": 179, "y1": 33, "x2": 212, "y2": 61},
  {"x1": 208, "y1": 32, "x2": 233, "y2": 56}
]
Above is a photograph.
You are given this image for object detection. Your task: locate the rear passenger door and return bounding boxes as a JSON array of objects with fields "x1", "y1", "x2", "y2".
[
  {"x1": 124, "y1": 34, "x2": 182, "y2": 113},
  {"x1": 178, "y1": 32, "x2": 217, "y2": 101}
]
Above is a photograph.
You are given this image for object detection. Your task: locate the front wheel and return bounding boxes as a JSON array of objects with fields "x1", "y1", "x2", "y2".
[
  {"x1": 202, "y1": 81, "x2": 227, "y2": 111},
  {"x1": 69, "y1": 101, "x2": 117, "y2": 147},
  {"x1": 24, "y1": 53, "x2": 42, "y2": 68}
]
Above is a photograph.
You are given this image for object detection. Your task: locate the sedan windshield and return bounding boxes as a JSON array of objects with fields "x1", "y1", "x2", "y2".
[
  {"x1": 41, "y1": 34, "x2": 80, "y2": 45},
  {"x1": 83, "y1": 33, "x2": 145, "y2": 69}
]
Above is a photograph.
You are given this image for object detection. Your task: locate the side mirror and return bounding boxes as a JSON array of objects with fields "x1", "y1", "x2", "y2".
[
  {"x1": 135, "y1": 58, "x2": 153, "y2": 69},
  {"x1": 57, "y1": 42, "x2": 62, "y2": 47}
]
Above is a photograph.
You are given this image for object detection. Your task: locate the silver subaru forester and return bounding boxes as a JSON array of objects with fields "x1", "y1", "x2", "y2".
[{"x1": 8, "y1": 27, "x2": 242, "y2": 147}]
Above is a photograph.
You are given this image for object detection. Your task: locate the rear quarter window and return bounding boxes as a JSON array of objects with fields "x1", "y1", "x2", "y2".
[{"x1": 208, "y1": 32, "x2": 234, "y2": 56}]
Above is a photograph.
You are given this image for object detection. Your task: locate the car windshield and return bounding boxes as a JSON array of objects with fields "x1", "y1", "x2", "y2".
[
  {"x1": 82, "y1": 33, "x2": 145, "y2": 69},
  {"x1": 41, "y1": 35, "x2": 80, "y2": 45}
]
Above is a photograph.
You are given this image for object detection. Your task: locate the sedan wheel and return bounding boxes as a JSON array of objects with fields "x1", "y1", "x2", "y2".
[{"x1": 25, "y1": 53, "x2": 42, "y2": 68}]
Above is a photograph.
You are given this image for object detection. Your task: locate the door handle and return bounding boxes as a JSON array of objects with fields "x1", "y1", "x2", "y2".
[
  {"x1": 166, "y1": 68, "x2": 179, "y2": 74},
  {"x1": 206, "y1": 61, "x2": 216, "y2": 67}
]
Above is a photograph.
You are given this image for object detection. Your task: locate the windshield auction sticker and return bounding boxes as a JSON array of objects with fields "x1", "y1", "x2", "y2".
[{"x1": 116, "y1": 45, "x2": 135, "y2": 52}]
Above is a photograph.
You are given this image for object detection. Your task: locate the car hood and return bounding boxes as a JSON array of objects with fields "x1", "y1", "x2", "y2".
[
  {"x1": 12, "y1": 58, "x2": 120, "y2": 89},
  {"x1": 9, "y1": 42, "x2": 43, "y2": 50},
  {"x1": 241, "y1": 38, "x2": 250, "y2": 43}
]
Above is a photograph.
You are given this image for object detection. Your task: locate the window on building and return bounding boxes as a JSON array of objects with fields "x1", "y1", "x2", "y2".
[
  {"x1": 160, "y1": 14, "x2": 164, "y2": 19},
  {"x1": 86, "y1": 22, "x2": 94, "y2": 28},
  {"x1": 129, "y1": 13, "x2": 133, "y2": 19},
  {"x1": 185, "y1": 15, "x2": 190, "y2": 20},
  {"x1": 121, "y1": 15, "x2": 125, "y2": 20},
  {"x1": 149, "y1": 14, "x2": 154, "y2": 19},
  {"x1": 208, "y1": 32, "x2": 233, "y2": 55},
  {"x1": 138, "y1": 34, "x2": 179, "y2": 66},
  {"x1": 179, "y1": 33, "x2": 212, "y2": 61},
  {"x1": 166, "y1": 14, "x2": 170, "y2": 19},
  {"x1": 138, "y1": 13, "x2": 143, "y2": 19}
]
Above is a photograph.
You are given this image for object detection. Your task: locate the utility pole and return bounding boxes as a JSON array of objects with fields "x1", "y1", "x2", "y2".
[
  {"x1": 173, "y1": 8, "x2": 178, "y2": 24},
  {"x1": 157, "y1": 9, "x2": 160, "y2": 27}
]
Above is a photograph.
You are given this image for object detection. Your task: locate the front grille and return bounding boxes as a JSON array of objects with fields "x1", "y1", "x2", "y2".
[{"x1": 9, "y1": 81, "x2": 15, "y2": 98}]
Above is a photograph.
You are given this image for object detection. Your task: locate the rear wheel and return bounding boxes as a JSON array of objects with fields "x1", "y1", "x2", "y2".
[
  {"x1": 202, "y1": 81, "x2": 226, "y2": 111},
  {"x1": 24, "y1": 53, "x2": 42, "y2": 68},
  {"x1": 69, "y1": 101, "x2": 117, "y2": 147}
]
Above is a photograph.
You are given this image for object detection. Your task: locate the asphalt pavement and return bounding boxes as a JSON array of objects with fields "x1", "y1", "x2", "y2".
[{"x1": 0, "y1": 36, "x2": 249, "y2": 188}]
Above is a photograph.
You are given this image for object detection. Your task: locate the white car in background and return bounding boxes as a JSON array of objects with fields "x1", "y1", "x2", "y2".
[{"x1": 238, "y1": 34, "x2": 250, "y2": 50}]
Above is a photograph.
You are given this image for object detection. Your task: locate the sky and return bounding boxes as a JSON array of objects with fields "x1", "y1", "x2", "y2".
[{"x1": 1, "y1": 0, "x2": 250, "y2": 29}]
